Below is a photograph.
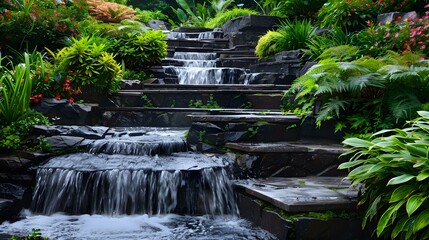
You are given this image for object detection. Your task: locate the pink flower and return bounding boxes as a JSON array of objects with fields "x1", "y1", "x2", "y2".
[
  {"x1": 421, "y1": 45, "x2": 426, "y2": 50},
  {"x1": 394, "y1": 33, "x2": 399, "y2": 38},
  {"x1": 384, "y1": 32, "x2": 390, "y2": 38}
]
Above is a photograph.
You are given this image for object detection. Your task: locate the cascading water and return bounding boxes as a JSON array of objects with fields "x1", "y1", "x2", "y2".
[
  {"x1": 164, "y1": 52, "x2": 246, "y2": 84},
  {"x1": 0, "y1": 127, "x2": 276, "y2": 239}
]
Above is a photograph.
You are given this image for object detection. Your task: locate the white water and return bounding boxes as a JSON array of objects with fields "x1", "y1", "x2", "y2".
[
  {"x1": 0, "y1": 211, "x2": 276, "y2": 239},
  {"x1": 164, "y1": 52, "x2": 246, "y2": 84}
]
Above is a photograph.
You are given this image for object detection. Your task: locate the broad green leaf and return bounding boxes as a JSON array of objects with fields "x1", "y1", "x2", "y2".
[
  {"x1": 391, "y1": 218, "x2": 409, "y2": 239},
  {"x1": 416, "y1": 170, "x2": 429, "y2": 181},
  {"x1": 342, "y1": 138, "x2": 373, "y2": 148},
  {"x1": 377, "y1": 205, "x2": 396, "y2": 237},
  {"x1": 338, "y1": 160, "x2": 365, "y2": 169},
  {"x1": 387, "y1": 174, "x2": 415, "y2": 185},
  {"x1": 390, "y1": 185, "x2": 415, "y2": 203},
  {"x1": 363, "y1": 195, "x2": 381, "y2": 227},
  {"x1": 413, "y1": 210, "x2": 429, "y2": 233},
  {"x1": 418, "y1": 111, "x2": 429, "y2": 120},
  {"x1": 406, "y1": 194, "x2": 427, "y2": 216}
]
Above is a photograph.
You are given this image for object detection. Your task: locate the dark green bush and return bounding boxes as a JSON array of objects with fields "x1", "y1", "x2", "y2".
[
  {"x1": 284, "y1": 50, "x2": 429, "y2": 134},
  {"x1": 205, "y1": 8, "x2": 257, "y2": 28},
  {"x1": 110, "y1": 30, "x2": 167, "y2": 70}
]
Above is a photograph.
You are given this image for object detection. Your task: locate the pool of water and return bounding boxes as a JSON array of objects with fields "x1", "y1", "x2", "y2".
[{"x1": 0, "y1": 211, "x2": 277, "y2": 240}]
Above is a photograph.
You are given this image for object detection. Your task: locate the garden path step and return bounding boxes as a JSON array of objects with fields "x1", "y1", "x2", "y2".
[
  {"x1": 188, "y1": 114, "x2": 300, "y2": 124},
  {"x1": 234, "y1": 177, "x2": 358, "y2": 213},
  {"x1": 226, "y1": 140, "x2": 347, "y2": 154}
]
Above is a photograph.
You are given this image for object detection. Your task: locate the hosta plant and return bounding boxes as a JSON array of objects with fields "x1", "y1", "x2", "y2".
[{"x1": 339, "y1": 111, "x2": 429, "y2": 239}]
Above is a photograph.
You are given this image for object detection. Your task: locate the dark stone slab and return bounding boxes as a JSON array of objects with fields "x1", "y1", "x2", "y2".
[
  {"x1": 0, "y1": 183, "x2": 25, "y2": 200},
  {"x1": 222, "y1": 15, "x2": 279, "y2": 33},
  {"x1": 261, "y1": 210, "x2": 292, "y2": 240},
  {"x1": 0, "y1": 173, "x2": 33, "y2": 185},
  {"x1": 188, "y1": 114, "x2": 300, "y2": 123},
  {"x1": 0, "y1": 157, "x2": 31, "y2": 173},
  {"x1": 44, "y1": 136, "x2": 86, "y2": 150},
  {"x1": 226, "y1": 141, "x2": 347, "y2": 154},
  {"x1": 234, "y1": 177, "x2": 358, "y2": 212},
  {"x1": 295, "y1": 218, "x2": 365, "y2": 240},
  {"x1": 32, "y1": 125, "x2": 109, "y2": 139},
  {"x1": 241, "y1": 72, "x2": 295, "y2": 85},
  {"x1": 187, "y1": 122, "x2": 224, "y2": 145},
  {"x1": 237, "y1": 192, "x2": 263, "y2": 226},
  {"x1": 120, "y1": 80, "x2": 143, "y2": 90}
]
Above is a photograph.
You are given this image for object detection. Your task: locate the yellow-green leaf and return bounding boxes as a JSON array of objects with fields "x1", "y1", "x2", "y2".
[
  {"x1": 387, "y1": 174, "x2": 415, "y2": 185},
  {"x1": 413, "y1": 210, "x2": 429, "y2": 233},
  {"x1": 390, "y1": 185, "x2": 415, "y2": 203},
  {"x1": 407, "y1": 194, "x2": 427, "y2": 216}
]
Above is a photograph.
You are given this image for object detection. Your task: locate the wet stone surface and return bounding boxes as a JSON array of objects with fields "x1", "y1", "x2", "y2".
[{"x1": 234, "y1": 177, "x2": 358, "y2": 213}]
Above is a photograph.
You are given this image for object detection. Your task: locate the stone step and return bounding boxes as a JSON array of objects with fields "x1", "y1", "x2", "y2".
[
  {"x1": 105, "y1": 89, "x2": 285, "y2": 109},
  {"x1": 167, "y1": 39, "x2": 229, "y2": 49},
  {"x1": 226, "y1": 140, "x2": 348, "y2": 178},
  {"x1": 235, "y1": 177, "x2": 368, "y2": 240}
]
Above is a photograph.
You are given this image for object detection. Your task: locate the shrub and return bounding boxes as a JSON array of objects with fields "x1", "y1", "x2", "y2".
[
  {"x1": 87, "y1": 0, "x2": 136, "y2": 23},
  {"x1": 110, "y1": 30, "x2": 167, "y2": 70},
  {"x1": 353, "y1": 12, "x2": 429, "y2": 58},
  {"x1": 255, "y1": 31, "x2": 285, "y2": 59},
  {"x1": 284, "y1": 50, "x2": 429, "y2": 134},
  {"x1": 339, "y1": 111, "x2": 429, "y2": 239},
  {"x1": 318, "y1": 0, "x2": 418, "y2": 30},
  {"x1": 134, "y1": 9, "x2": 167, "y2": 23},
  {"x1": 0, "y1": 0, "x2": 87, "y2": 54},
  {"x1": 264, "y1": 0, "x2": 327, "y2": 20},
  {"x1": 255, "y1": 19, "x2": 317, "y2": 59},
  {"x1": 205, "y1": 8, "x2": 257, "y2": 28},
  {"x1": 50, "y1": 36, "x2": 122, "y2": 94}
]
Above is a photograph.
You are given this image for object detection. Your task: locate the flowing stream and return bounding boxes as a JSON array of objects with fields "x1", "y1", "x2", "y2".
[{"x1": 0, "y1": 127, "x2": 276, "y2": 239}]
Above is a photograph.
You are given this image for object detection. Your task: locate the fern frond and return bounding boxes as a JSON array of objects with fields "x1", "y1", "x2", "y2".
[
  {"x1": 346, "y1": 73, "x2": 384, "y2": 92},
  {"x1": 316, "y1": 97, "x2": 349, "y2": 123},
  {"x1": 388, "y1": 93, "x2": 422, "y2": 122}
]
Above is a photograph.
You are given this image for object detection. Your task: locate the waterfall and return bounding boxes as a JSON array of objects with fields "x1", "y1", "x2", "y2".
[{"x1": 30, "y1": 128, "x2": 238, "y2": 216}]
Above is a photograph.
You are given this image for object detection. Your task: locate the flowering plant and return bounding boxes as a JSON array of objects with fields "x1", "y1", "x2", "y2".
[
  {"x1": 354, "y1": 9, "x2": 429, "y2": 57},
  {"x1": 318, "y1": 0, "x2": 418, "y2": 30}
]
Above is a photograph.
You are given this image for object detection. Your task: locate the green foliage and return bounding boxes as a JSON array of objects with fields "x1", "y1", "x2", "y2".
[
  {"x1": 305, "y1": 27, "x2": 351, "y2": 60},
  {"x1": 0, "y1": 110, "x2": 50, "y2": 151},
  {"x1": 284, "y1": 50, "x2": 429, "y2": 134},
  {"x1": 353, "y1": 12, "x2": 429, "y2": 58},
  {"x1": 0, "y1": 53, "x2": 32, "y2": 125},
  {"x1": 171, "y1": 0, "x2": 212, "y2": 27},
  {"x1": 339, "y1": 111, "x2": 429, "y2": 239},
  {"x1": 122, "y1": 69, "x2": 153, "y2": 80},
  {"x1": 255, "y1": 31, "x2": 285, "y2": 59},
  {"x1": 205, "y1": 8, "x2": 257, "y2": 28},
  {"x1": 189, "y1": 95, "x2": 221, "y2": 109},
  {"x1": 110, "y1": 30, "x2": 167, "y2": 70},
  {"x1": 50, "y1": 36, "x2": 122, "y2": 93},
  {"x1": 263, "y1": 0, "x2": 327, "y2": 19},
  {"x1": 9, "y1": 228, "x2": 48, "y2": 240},
  {"x1": 134, "y1": 9, "x2": 168, "y2": 23},
  {"x1": 255, "y1": 19, "x2": 317, "y2": 59},
  {"x1": 141, "y1": 95, "x2": 154, "y2": 107},
  {"x1": 0, "y1": 0, "x2": 88, "y2": 54},
  {"x1": 318, "y1": 45, "x2": 360, "y2": 62},
  {"x1": 317, "y1": 0, "x2": 419, "y2": 30}
]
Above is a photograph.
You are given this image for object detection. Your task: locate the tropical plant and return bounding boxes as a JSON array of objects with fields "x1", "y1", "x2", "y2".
[
  {"x1": 87, "y1": 0, "x2": 136, "y2": 23},
  {"x1": 305, "y1": 27, "x2": 351, "y2": 60},
  {"x1": 205, "y1": 8, "x2": 257, "y2": 28},
  {"x1": 110, "y1": 30, "x2": 167, "y2": 70},
  {"x1": 284, "y1": 50, "x2": 429, "y2": 134},
  {"x1": 339, "y1": 111, "x2": 429, "y2": 239},
  {"x1": 263, "y1": 0, "x2": 327, "y2": 19},
  {"x1": 0, "y1": 53, "x2": 32, "y2": 125},
  {"x1": 255, "y1": 19, "x2": 317, "y2": 59},
  {"x1": 9, "y1": 228, "x2": 49, "y2": 240},
  {"x1": 171, "y1": 0, "x2": 213, "y2": 27},
  {"x1": 134, "y1": 9, "x2": 168, "y2": 23},
  {"x1": 49, "y1": 36, "x2": 122, "y2": 94}
]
